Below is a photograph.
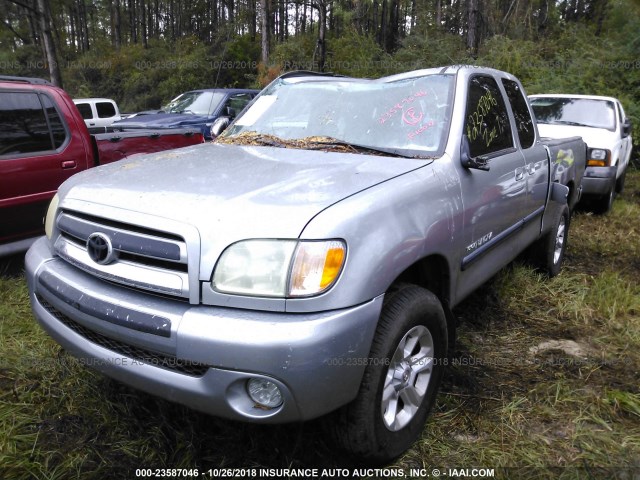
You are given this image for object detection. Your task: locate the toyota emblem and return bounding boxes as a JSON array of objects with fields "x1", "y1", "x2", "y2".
[{"x1": 87, "y1": 232, "x2": 117, "y2": 265}]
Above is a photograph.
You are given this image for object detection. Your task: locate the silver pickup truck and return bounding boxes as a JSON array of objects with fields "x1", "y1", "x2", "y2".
[{"x1": 26, "y1": 66, "x2": 585, "y2": 463}]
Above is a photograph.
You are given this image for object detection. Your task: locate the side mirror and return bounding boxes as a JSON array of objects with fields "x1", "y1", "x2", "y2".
[
  {"x1": 622, "y1": 118, "x2": 632, "y2": 138},
  {"x1": 210, "y1": 117, "x2": 231, "y2": 139},
  {"x1": 460, "y1": 135, "x2": 490, "y2": 171}
]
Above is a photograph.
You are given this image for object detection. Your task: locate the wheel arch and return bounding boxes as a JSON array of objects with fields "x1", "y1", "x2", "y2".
[{"x1": 387, "y1": 253, "x2": 457, "y2": 350}]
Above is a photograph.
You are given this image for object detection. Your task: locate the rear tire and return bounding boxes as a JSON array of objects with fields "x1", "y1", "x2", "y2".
[
  {"x1": 330, "y1": 285, "x2": 448, "y2": 464},
  {"x1": 532, "y1": 205, "x2": 569, "y2": 277}
]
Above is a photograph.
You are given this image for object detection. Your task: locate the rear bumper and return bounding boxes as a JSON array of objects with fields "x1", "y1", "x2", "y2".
[
  {"x1": 582, "y1": 166, "x2": 617, "y2": 196},
  {"x1": 26, "y1": 237, "x2": 382, "y2": 423}
]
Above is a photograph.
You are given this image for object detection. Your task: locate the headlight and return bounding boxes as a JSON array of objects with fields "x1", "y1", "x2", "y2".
[
  {"x1": 587, "y1": 148, "x2": 610, "y2": 167},
  {"x1": 44, "y1": 193, "x2": 59, "y2": 239},
  {"x1": 213, "y1": 240, "x2": 297, "y2": 297},
  {"x1": 212, "y1": 239, "x2": 346, "y2": 298}
]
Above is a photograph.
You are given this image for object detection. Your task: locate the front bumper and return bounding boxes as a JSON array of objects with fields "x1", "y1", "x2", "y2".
[
  {"x1": 581, "y1": 166, "x2": 617, "y2": 196},
  {"x1": 26, "y1": 237, "x2": 382, "y2": 423}
]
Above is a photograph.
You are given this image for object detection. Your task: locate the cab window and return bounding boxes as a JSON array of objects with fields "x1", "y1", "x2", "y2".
[
  {"x1": 96, "y1": 101, "x2": 117, "y2": 118},
  {"x1": 464, "y1": 76, "x2": 513, "y2": 158},
  {"x1": 75, "y1": 103, "x2": 93, "y2": 120},
  {"x1": 222, "y1": 93, "x2": 254, "y2": 119},
  {"x1": 502, "y1": 79, "x2": 535, "y2": 149}
]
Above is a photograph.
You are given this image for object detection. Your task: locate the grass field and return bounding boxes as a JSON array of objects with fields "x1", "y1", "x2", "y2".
[{"x1": 1, "y1": 169, "x2": 639, "y2": 480}]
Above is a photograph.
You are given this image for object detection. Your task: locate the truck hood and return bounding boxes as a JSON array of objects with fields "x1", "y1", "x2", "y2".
[
  {"x1": 58, "y1": 143, "x2": 431, "y2": 276},
  {"x1": 113, "y1": 112, "x2": 211, "y2": 129},
  {"x1": 537, "y1": 123, "x2": 618, "y2": 150}
]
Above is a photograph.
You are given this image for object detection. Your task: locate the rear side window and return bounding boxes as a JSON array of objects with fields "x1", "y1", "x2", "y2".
[
  {"x1": 464, "y1": 76, "x2": 513, "y2": 158},
  {"x1": 42, "y1": 95, "x2": 67, "y2": 149},
  {"x1": 96, "y1": 101, "x2": 116, "y2": 118},
  {"x1": 502, "y1": 79, "x2": 535, "y2": 149},
  {"x1": 0, "y1": 91, "x2": 68, "y2": 156},
  {"x1": 76, "y1": 103, "x2": 93, "y2": 119}
]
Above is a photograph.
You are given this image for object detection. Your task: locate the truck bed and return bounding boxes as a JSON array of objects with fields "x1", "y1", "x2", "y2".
[
  {"x1": 543, "y1": 135, "x2": 587, "y2": 209},
  {"x1": 93, "y1": 128, "x2": 205, "y2": 165}
]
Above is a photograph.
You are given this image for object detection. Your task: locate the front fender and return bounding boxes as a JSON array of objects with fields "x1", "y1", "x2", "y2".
[{"x1": 287, "y1": 158, "x2": 461, "y2": 313}]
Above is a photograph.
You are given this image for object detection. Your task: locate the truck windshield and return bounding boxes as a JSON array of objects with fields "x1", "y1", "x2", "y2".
[
  {"x1": 530, "y1": 97, "x2": 616, "y2": 132},
  {"x1": 163, "y1": 91, "x2": 225, "y2": 115},
  {"x1": 221, "y1": 75, "x2": 453, "y2": 157}
]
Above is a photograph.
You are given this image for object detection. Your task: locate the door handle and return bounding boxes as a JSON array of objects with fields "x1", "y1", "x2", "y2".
[
  {"x1": 61, "y1": 160, "x2": 76, "y2": 169},
  {"x1": 515, "y1": 168, "x2": 525, "y2": 181},
  {"x1": 527, "y1": 162, "x2": 543, "y2": 174}
]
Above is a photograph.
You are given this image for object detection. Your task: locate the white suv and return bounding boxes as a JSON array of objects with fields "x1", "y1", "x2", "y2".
[{"x1": 530, "y1": 94, "x2": 633, "y2": 213}]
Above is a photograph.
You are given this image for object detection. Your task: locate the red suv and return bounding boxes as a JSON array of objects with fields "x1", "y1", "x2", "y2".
[
  {"x1": 0, "y1": 76, "x2": 96, "y2": 256},
  {"x1": 0, "y1": 76, "x2": 204, "y2": 257}
]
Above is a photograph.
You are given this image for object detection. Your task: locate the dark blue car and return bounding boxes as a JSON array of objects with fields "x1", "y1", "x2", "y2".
[{"x1": 113, "y1": 88, "x2": 259, "y2": 139}]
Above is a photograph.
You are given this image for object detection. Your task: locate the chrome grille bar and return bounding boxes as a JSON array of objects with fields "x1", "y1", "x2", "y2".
[{"x1": 55, "y1": 210, "x2": 190, "y2": 298}]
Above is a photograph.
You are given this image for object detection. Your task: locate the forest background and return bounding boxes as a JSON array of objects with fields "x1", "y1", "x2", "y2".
[{"x1": 1, "y1": 0, "x2": 639, "y2": 157}]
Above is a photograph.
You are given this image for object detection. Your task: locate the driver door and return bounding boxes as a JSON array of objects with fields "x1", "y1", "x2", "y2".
[{"x1": 456, "y1": 74, "x2": 528, "y2": 298}]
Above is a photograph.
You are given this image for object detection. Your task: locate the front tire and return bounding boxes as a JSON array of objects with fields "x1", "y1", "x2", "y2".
[
  {"x1": 331, "y1": 285, "x2": 448, "y2": 464},
  {"x1": 615, "y1": 167, "x2": 627, "y2": 194},
  {"x1": 594, "y1": 186, "x2": 616, "y2": 214}
]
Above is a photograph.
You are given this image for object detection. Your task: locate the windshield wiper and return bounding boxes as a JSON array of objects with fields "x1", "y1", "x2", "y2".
[{"x1": 217, "y1": 132, "x2": 433, "y2": 159}]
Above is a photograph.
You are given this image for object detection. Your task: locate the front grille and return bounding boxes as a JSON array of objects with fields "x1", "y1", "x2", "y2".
[
  {"x1": 54, "y1": 210, "x2": 191, "y2": 299},
  {"x1": 38, "y1": 295, "x2": 210, "y2": 377}
]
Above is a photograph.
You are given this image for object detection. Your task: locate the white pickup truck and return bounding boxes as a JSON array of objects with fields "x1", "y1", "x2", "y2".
[
  {"x1": 73, "y1": 98, "x2": 122, "y2": 134},
  {"x1": 530, "y1": 94, "x2": 633, "y2": 213}
]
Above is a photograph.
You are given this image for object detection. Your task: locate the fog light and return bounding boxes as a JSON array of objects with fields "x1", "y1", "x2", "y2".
[{"x1": 247, "y1": 378, "x2": 283, "y2": 409}]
